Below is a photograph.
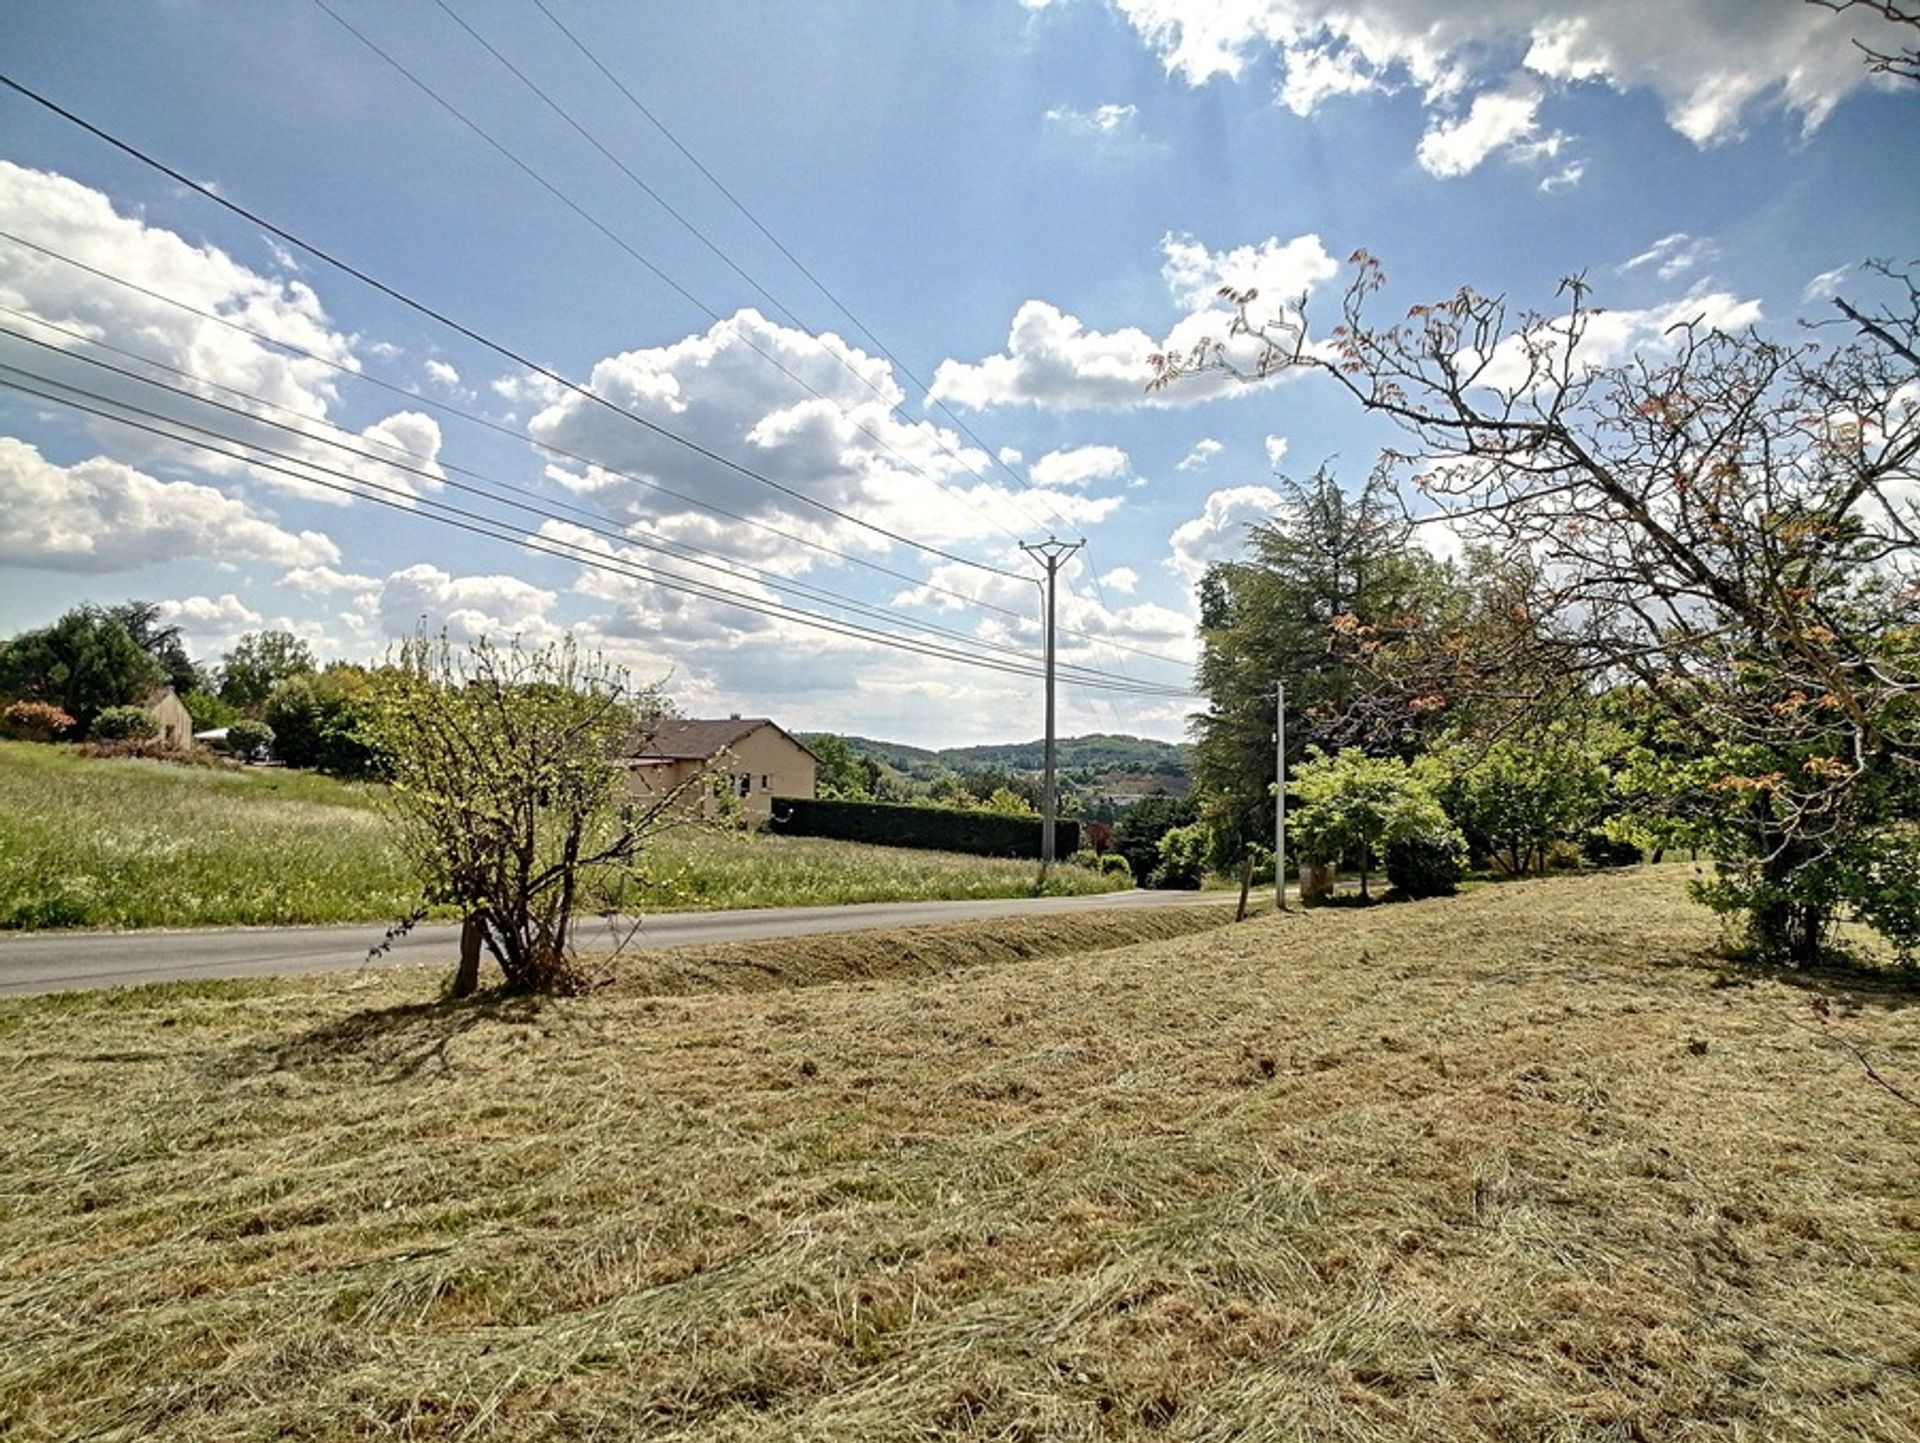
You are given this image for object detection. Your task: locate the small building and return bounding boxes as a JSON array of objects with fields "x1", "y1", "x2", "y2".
[
  {"x1": 143, "y1": 687, "x2": 195, "y2": 748},
  {"x1": 623, "y1": 716, "x2": 817, "y2": 825}
]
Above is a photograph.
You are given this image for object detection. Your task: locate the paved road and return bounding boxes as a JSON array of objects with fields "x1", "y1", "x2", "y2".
[{"x1": 0, "y1": 889, "x2": 1233, "y2": 996}]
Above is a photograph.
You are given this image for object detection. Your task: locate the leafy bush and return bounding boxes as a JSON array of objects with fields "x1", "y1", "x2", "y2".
[
  {"x1": 1290, "y1": 747, "x2": 1451, "y2": 899},
  {"x1": 1099, "y1": 852, "x2": 1133, "y2": 880},
  {"x1": 1151, "y1": 821, "x2": 1210, "y2": 890},
  {"x1": 90, "y1": 705, "x2": 159, "y2": 743},
  {"x1": 1385, "y1": 829, "x2": 1467, "y2": 898},
  {"x1": 0, "y1": 699, "x2": 75, "y2": 742},
  {"x1": 225, "y1": 719, "x2": 274, "y2": 761},
  {"x1": 263, "y1": 668, "x2": 380, "y2": 776}
]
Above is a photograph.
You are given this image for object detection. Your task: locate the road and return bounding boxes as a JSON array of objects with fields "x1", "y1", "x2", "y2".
[{"x1": 0, "y1": 888, "x2": 1232, "y2": 996}]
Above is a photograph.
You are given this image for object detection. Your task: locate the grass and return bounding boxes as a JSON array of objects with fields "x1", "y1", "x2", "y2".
[
  {"x1": 0, "y1": 742, "x2": 1127, "y2": 930},
  {"x1": 2, "y1": 866, "x2": 1916, "y2": 1440}
]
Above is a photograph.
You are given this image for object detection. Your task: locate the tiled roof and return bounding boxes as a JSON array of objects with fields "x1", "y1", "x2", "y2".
[{"x1": 632, "y1": 717, "x2": 770, "y2": 761}]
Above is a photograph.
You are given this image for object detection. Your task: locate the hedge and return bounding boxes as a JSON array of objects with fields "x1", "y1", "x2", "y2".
[{"x1": 768, "y1": 797, "x2": 1077, "y2": 860}]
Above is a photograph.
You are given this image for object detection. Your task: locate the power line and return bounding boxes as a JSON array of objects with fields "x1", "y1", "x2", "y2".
[
  {"x1": 0, "y1": 364, "x2": 1196, "y2": 698},
  {"x1": 0, "y1": 229, "x2": 1196, "y2": 671},
  {"x1": 312, "y1": 0, "x2": 1043, "y2": 549},
  {"x1": 0, "y1": 69, "x2": 1026, "y2": 585}
]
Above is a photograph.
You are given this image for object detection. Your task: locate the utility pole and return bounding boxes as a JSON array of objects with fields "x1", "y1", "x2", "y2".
[
  {"x1": 1020, "y1": 535, "x2": 1084, "y2": 867},
  {"x1": 1275, "y1": 679, "x2": 1289, "y2": 911}
]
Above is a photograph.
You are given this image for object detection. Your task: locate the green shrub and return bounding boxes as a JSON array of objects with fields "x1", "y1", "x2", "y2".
[
  {"x1": 1385, "y1": 829, "x2": 1466, "y2": 898},
  {"x1": 1150, "y1": 821, "x2": 1209, "y2": 890},
  {"x1": 225, "y1": 719, "x2": 274, "y2": 761},
  {"x1": 1100, "y1": 852, "x2": 1134, "y2": 880},
  {"x1": 90, "y1": 705, "x2": 159, "y2": 743},
  {"x1": 1, "y1": 699, "x2": 75, "y2": 742}
]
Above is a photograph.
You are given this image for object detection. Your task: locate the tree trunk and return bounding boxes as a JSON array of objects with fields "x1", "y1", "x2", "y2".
[
  {"x1": 452, "y1": 913, "x2": 482, "y2": 998},
  {"x1": 1235, "y1": 851, "x2": 1253, "y2": 921}
]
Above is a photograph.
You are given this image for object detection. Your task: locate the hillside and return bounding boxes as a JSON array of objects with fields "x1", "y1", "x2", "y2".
[
  {"x1": 811, "y1": 732, "x2": 1191, "y2": 784},
  {"x1": 3, "y1": 868, "x2": 1914, "y2": 1439}
]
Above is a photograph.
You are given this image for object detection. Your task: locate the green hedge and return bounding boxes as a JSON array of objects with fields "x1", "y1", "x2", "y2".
[{"x1": 769, "y1": 797, "x2": 1077, "y2": 860}]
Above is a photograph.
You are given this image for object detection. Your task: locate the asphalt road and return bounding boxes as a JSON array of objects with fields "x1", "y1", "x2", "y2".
[{"x1": 0, "y1": 888, "x2": 1232, "y2": 996}]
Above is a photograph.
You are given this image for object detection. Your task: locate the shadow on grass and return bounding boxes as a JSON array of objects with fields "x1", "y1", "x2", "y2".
[
  {"x1": 233, "y1": 989, "x2": 549, "y2": 1084},
  {"x1": 1715, "y1": 954, "x2": 1920, "y2": 1014}
]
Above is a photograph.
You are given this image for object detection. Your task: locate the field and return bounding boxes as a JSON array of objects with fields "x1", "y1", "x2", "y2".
[
  {"x1": 2, "y1": 868, "x2": 1916, "y2": 1440},
  {"x1": 0, "y1": 742, "x2": 1127, "y2": 930}
]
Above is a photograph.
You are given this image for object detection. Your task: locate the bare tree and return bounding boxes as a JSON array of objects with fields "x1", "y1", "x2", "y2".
[{"x1": 1809, "y1": 0, "x2": 1920, "y2": 84}]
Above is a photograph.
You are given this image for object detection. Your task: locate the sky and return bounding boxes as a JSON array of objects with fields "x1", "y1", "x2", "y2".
[{"x1": 0, "y1": 0, "x2": 1914, "y2": 747}]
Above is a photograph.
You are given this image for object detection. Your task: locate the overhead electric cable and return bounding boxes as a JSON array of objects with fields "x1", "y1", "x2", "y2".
[
  {"x1": 0, "y1": 365, "x2": 1195, "y2": 697},
  {"x1": 0, "y1": 70, "x2": 1026, "y2": 584},
  {"x1": 311, "y1": 0, "x2": 1042, "y2": 548},
  {"x1": 0, "y1": 230, "x2": 1195, "y2": 670}
]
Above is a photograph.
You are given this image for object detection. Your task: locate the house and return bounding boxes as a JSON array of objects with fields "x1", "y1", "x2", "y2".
[
  {"x1": 143, "y1": 687, "x2": 195, "y2": 748},
  {"x1": 623, "y1": 716, "x2": 817, "y2": 825}
]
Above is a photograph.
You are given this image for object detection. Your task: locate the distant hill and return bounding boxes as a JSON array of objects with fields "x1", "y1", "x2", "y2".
[{"x1": 802, "y1": 732, "x2": 1190, "y2": 785}]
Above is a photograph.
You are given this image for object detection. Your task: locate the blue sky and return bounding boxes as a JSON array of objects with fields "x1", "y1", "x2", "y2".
[{"x1": 1, "y1": 0, "x2": 1914, "y2": 745}]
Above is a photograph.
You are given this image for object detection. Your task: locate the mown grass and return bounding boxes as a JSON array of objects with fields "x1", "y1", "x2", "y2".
[
  {"x1": 2, "y1": 868, "x2": 1915, "y2": 1440},
  {"x1": 0, "y1": 742, "x2": 1126, "y2": 930}
]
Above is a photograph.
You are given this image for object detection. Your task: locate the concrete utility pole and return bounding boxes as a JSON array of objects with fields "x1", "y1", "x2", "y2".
[
  {"x1": 1275, "y1": 679, "x2": 1289, "y2": 911},
  {"x1": 1020, "y1": 535, "x2": 1085, "y2": 867}
]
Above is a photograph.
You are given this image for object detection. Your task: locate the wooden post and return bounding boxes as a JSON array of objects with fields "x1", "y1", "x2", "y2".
[{"x1": 453, "y1": 914, "x2": 482, "y2": 998}]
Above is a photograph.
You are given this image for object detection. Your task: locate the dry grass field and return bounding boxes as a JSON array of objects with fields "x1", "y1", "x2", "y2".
[{"x1": 2, "y1": 868, "x2": 1916, "y2": 1440}]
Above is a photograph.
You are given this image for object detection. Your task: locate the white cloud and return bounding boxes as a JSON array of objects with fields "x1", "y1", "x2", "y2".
[
  {"x1": 1107, "y1": 1, "x2": 1904, "y2": 167},
  {"x1": 1031, "y1": 444, "x2": 1132, "y2": 488},
  {"x1": 1264, "y1": 434, "x2": 1290, "y2": 467},
  {"x1": 0, "y1": 437, "x2": 339, "y2": 573},
  {"x1": 375, "y1": 563, "x2": 561, "y2": 645},
  {"x1": 1101, "y1": 565, "x2": 1139, "y2": 594},
  {"x1": 1474, "y1": 289, "x2": 1765, "y2": 394},
  {"x1": 1044, "y1": 102, "x2": 1142, "y2": 137},
  {"x1": 423, "y1": 358, "x2": 461, "y2": 388},
  {"x1": 932, "y1": 231, "x2": 1337, "y2": 412},
  {"x1": 1416, "y1": 87, "x2": 1543, "y2": 177},
  {"x1": 1801, "y1": 263, "x2": 1852, "y2": 304},
  {"x1": 1166, "y1": 484, "x2": 1285, "y2": 584},
  {"x1": 1176, "y1": 438, "x2": 1224, "y2": 472},
  {"x1": 159, "y1": 593, "x2": 261, "y2": 629},
  {"x1": 1619, "y1": 232, "x2": 1719, "y2": 282},
  {"x1": 281, "y1": 564, "x2": 379, "y2": 594},
  {"x1": 1539, "y1": 160, "x2": 1586, "y2": 192}
]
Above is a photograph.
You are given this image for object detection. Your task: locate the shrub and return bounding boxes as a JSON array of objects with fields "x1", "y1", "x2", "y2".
[
  {"x1": 90, "y1": 705, "x2": 159, "y2": 743},
  {"x1": 1385, "y1": 829, "x2": 1467, "y2": 898},
  {"x1": 1100, "y1": 853, "x2": 1133, "y2": 880},
  {"x1": 1150, "y1": 821, "x2": 1210, "y2": 890},
  {"x1": 1580, "y1": 830, "x2": 1642, "y2": 868},
  {"x1": 1, "y1": 699, "x2": 76, "y2": 742},
  {"x1": 225, "y1": 719, "x2": 274, "y2": 761}
]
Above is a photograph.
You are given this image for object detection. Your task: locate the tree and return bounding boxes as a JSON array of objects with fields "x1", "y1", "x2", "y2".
[
  {"x1": 1289, "y1": 747, "x2": 1458, "y2": 900},
  {"x1": 0, "y1": 607, "x2": 162, "y2": 733},
  {"x1": 1189, "y1": 465, "x2": 1455, "y2": 871},
  {"x1": 264, "y1": 665, "x2": 380, "y2": 777},
  {"x1": 106, "y1": 600, "x2": 203, "y2": 696},
  {"x1": 809, "y1": 733, "x2": 879, "y2": 800},
  {"x1": 1427, "y1": 728, "x2": 1611, "y2": 876},
  {"x1": 224, "y1": 718, "x2": 274, "y2": 762},
  {"x1": 1154, "y1": 259, "x2": 1920, "y2": 962},
  {"x1": 218, "y1": 630, "x2": 316, "y2": 713},
  {"x1": 366, "y1": 634, "x2": 685, "y2": 996}
]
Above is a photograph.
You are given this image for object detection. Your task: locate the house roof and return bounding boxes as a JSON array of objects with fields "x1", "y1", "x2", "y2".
[
  {"x1": 144, "y1": 686, "x2": 180, "y2": 709},
  {"x1": 631, "y1": 717, "x2": 818, "y2": 764}
]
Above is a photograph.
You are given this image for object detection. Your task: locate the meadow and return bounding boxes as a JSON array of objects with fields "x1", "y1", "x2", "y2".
[
  {"x1": 1, "y1": 867, "x2": 1915, "y2": 1440},
  {"x1": 0, "y1": 742, "x2": 1127, "y2": 930}
]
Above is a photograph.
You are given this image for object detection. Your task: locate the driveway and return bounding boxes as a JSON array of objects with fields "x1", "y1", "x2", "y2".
[{"x1": 0, "y1": 888, "x2": 1234, "y2": 996}]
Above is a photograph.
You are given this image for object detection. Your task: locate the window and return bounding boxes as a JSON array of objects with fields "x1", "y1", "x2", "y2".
[
  {"x1": 737, "y1": 774, "x2": 751, "y2": 798},
  {"x1": 761, "y1": 774, "x2": 771, "y2": 790}
]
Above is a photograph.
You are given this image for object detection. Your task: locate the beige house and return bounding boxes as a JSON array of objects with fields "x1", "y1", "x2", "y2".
[
  {"x1": 142, "y1": 687, "x2": 195, "y2": 748},
  {"x1": 624, "y1": 716, "x2": 817, "y2": 825}
]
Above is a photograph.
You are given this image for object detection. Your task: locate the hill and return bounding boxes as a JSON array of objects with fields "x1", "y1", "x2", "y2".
[
  {"x1": 3, "y1": 867, "x2": 1913, "y2": 1439},
  {"x1": 810, "y1": 731, "x2": 1190, "y2": 785}
]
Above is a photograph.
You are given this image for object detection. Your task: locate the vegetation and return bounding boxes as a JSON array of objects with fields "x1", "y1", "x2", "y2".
[
  {"x1": 768, "y1": 795, "x2": 1080, "y2": 860},
  {"x1": 86, "y1": 705, "x2": 160, "y2": 744},
  {"x1": 1, "y1": 868, "x2": 1913, "y2": 1439},
  {"x1": 0, "y1": 604, "x2": 162, "y2": 734},
  {"x1": 0, "y1": 741, "x2": 1125, "y2": 931},
  {"x1": 217, "y1": 628, "x2": 317, "y2": 712}
]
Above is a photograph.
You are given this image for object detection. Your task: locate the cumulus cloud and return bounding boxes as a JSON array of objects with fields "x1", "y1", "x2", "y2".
[
  {"x1": 1264, "y1": 434, "x2": 1291, "y2": 467},
  {"x1": 1473, "y1": 289, "x2": 1765, "y2": 394},
  {"x1": 1166, "y1": 484, "x2": 1285, "y2": 584},
  {"x1": 423, "y1": 358, "x2": 461, "y2": 388},
  {"x1": 0, "y1": 437, "x2": 339, "y2": 573},
  {"x1": 1031, "y1": 444, "x2": 1132, "y2": 488},
  {"x1": 1106, "y1": 1, "x2": 1904, "y2": 171},
  {"x1": 375, "y1": 563, "x2": 561, "y2": 644},
  {"x1": 281, "y1": 564, "x2": 379, "y2": 594},
  {"x1": 159, "y1": 593, "x2": 262, "y2": 629},
  {"x1": 932, "y1": 231, "x2": 1336, "y2": 411},
  {"x1": 1101, "y1": 565, "x2": 1139, "y2": 594},
  {"x1": 1176, "y1": 438, "x2": 1224, "y2": 472}
]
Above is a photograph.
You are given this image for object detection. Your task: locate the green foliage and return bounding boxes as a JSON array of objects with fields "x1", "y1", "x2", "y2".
[
  {"x1": 263, "y1": 666, "x2": 380, "y2": 777},
  {"x1": 979, "y1": 786, "x2": 1036, "y2": 816},
  {"x1": 366, "y1": 635, "x2": 676, "y2": 994},
  {"x1": 180, "y1": 688, "x2": 244, "y2": 731},
  {"x1": 807, "y1": 733, "x2": 878, "y2": 800},
  {"x1": 218, "y1": 630, "x2": 316, "y2": 713},
  {"x1": 0, "y1": 606, "x2": 163, "y2": 732},
  {"x1": 768, "y1": 796, "x2": 1076, "y2": 860},
  {"x1": 1384, "y1": 831, "x2": 1466, "y2": 898},
  {"x1": 1426, "y1": 732, "x2": 1610, "y2": 876},
  {"x1": 0, "y1": 700, "x2": 75, "y2": 742},
  {"x1": 1290, "y1": 747, "x2": 1451, "y2": 899},
  {"x1": 90, "y1": 705, "x2": 160, "y2": 743},
  {"x1": 105, "y1": 600, "x2": 203, "y2": 696},
  {"x1": 1110, "y1": 792, "x2": 1200, "y2": 886},
  {"x1": 1151, "y1": 821, "x2": 1210, "y2": 890},
  {"x1": 224, "y1": 719, "x2": 274, "y2": 761}
]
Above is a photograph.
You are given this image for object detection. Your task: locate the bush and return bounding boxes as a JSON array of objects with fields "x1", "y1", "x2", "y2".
[
  {"x1": 1100, "y1": 852, "x2": 1134, "y2": 881},
  {"x1": 1385, "y1": 829, "x2": 1466, "y2": 898},
  {"x1": 1580, "y1": 830, "x2": 1642, "y2": 868},
  {"x1": 225, "y1": 719, "x2": 274, "y2": 761},
  {"x1": 1, "y1": 699, "x2": 76, "y2": 742},
  {"x1": 1150, "y1": 821, "x2": 1209, "y2": 890},
  {"x1": 90, "y1": 705, "x2": 159, "y2": 743}
]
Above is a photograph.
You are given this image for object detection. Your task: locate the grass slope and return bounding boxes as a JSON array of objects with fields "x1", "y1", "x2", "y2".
[
  {"x1": 2, "y1": 869, "x2": 1916, "y2": 1440},
  {"x1": 0, "y1": 742, "x2": 1125, "y2": 930}
]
